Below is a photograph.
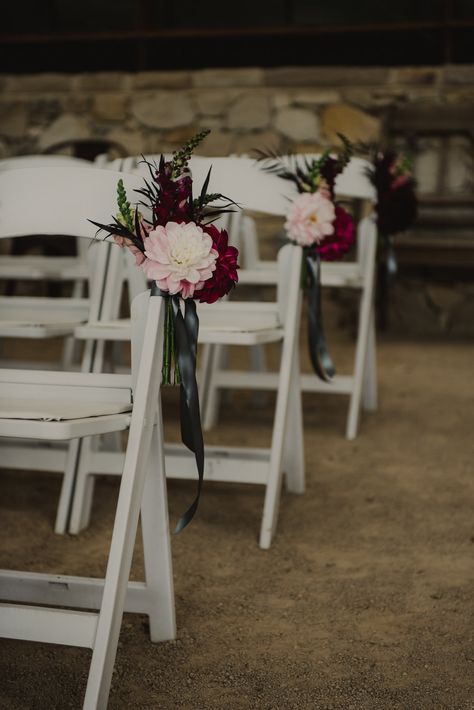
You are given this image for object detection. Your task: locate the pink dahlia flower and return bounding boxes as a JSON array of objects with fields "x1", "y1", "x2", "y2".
[
  {"x1": 142, "y1": 221, "x2": 217, "y2": 298},
  {"x1": 285, "y1": 191, "x2": 336, "y2": 247}
]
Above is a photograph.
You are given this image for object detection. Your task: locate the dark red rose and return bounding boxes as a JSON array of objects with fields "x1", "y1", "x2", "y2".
[
  {"x1": 313, "y1": 205, "x2": 356, "y2": 261},
  {"x1": 194, "y1": 223, "x2": 239, "y2": 304}
]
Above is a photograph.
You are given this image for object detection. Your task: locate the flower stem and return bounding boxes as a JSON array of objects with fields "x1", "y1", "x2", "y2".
[
  {"x1": 300, "y1": 250, "x2": 308, "y2": 289},
  {"x1": 162, "y1": 297, "x2": 172, "y2": 385},
  {"x1": 171, "y1": 319, "x2": 181, "y2": 385}
]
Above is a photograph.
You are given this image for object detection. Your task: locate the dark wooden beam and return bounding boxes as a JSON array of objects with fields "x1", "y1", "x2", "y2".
[{"x1": 2, "y1": 19, "x2": 474, "y2": 45}]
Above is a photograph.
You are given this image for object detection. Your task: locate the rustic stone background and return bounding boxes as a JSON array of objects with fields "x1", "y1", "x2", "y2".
[
  {"x1": 1, "y1": 64, "x2": 474, "y2": 336},
  {"x1": 0, "y1": 65, "x2": 472, "y2": 172}
]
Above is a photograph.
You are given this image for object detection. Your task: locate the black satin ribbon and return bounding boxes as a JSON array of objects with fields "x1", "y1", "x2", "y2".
[
  {"x1": 151, "y1": 283, "x2": 204, "y2": 533},
  {"x1": 305, "y1": 252, "x2": 336, "y2": 382},
  {"x1": 384, "y1": 234, "x2": 398, "y2": 276}
]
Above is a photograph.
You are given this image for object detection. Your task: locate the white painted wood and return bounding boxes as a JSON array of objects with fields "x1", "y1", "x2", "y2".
[
  {"x1": 211, "y1": 156, "x2": 378, "y2": 440},
  {"x1": 0, "y1": 441, "x2": 68, "y2": 472},
  {"x1": 0, "y1": 168, "x2": 175, "y2": 709},
  {"x1": 69, "y1": 246, "x2": 304, "y2": 547},
  {"x1": 346, "y1": 217, "x2": 377, "y2": 439},
  {"x1": 362, "y1": 308, "x2": 378, "y2": 412},
  {"x1": 0, "y1": 604, "x2": 98, "y2": 648},
  {"x1": 83, "y1": 293, "x2": 171, "y2": 708},
  {"x1": 259, "y1": 246, "x2": 303, "y2": 549},
  {"x1": 140, "y1": 416, "x2": 176, "y2": 642},
  {"x1": 0, "y1": 570, "x2": 172, "y2": 621},
  {"x1": 283, "y1": 336, "x2": 305, "y2": 495},
  {"x1": 0, "y1": 256, "x2": 88, "y2": 280},
  {"x1": 0, "y1": 167, "x2": 146, "y2": 241},
  {"x1": 67, "y1": 157, "x2": 309, "y2": 547}
]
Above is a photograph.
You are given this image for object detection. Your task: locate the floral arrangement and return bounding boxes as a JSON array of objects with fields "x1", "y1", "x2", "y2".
[
  {"x1": 368, "y1": 149, "x2": 417, "y2": 238},
  {"x1": 257, "y1": 134, "x2": 356, "y2": 261},
  {"x1": 91, "y1": 128, "x2": 239, "y2": 384},
  {"x1": 91, "y1": 129, "x2": 239, "y2": 531},
  {"x1": 256, "y1": 136, "x2": 356, "y2": 381},
  {"x1": 361, "y1": 145, "x2": 418, "y2": 274}
]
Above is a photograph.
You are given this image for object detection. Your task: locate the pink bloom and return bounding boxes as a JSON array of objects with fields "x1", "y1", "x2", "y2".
[
  {"x1": 112, "y1": 218, "x2": 151, "y2": 266},
  {"x1": 142, "y1": 221, "x2": 217, "y2": 298},
  {"x1": 391, "y1": 174, "x2": 410, "y2": 190},
  {"x1": 113, "y1": 235, "x2": 146, "y2": 266},
  {"x1": 285, "y1": 191, "x2": 336, "y2": 247}
]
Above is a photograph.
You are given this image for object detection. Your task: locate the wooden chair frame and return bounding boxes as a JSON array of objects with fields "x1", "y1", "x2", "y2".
[{"x1": 0, "y1": 167, "x2": 175, "y2": 708}]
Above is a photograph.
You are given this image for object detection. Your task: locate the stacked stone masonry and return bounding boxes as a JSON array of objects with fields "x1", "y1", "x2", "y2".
[
  {"x1": 1, "y1": 64, "x2": 474, "y2": 195},
  {"x1": 1, "y1": 64, "x2": 474, "y2": 335}
]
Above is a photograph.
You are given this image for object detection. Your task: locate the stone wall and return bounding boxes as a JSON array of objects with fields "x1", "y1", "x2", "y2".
[
  {"x1": 1, "y1": 65, "x2": 473, "y2": 191},
  {"x1": 1, "y1": 64, "x2": 474, "y2": 335}
]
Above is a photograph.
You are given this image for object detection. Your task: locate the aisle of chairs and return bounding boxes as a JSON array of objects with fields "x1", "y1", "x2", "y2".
[{"x1": 0, "y1": 150, "x2": 377, "y2": 708}]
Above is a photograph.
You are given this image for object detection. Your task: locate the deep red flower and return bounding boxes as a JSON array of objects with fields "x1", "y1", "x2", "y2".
[
  {"x1": 194, "y1": 223, "x2": 239, "y2": 304},
  {"x1": 313, "y1": 205, "x2": 356, "y2": 261},
  {"x1": 153, "y1": 163, "x2": 193, "y2": 226},
  {"x1": 370, "y1": 151, "x2": 418, "y2": 236}
]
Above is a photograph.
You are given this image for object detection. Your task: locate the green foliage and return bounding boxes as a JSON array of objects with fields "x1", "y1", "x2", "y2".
[
  {"x1": 171, "y1": 128, "x2": 211, "y2": 179},
  {"x1": 116, "y1": 178, "x2": 134, "y2": 232}
]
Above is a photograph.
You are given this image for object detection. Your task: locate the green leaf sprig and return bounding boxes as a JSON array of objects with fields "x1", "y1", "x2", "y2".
[
  {"x1": 171, "y1": 128, "x2": 211, "y2": 178},
  {"x1": 117, "y1": 178, "x2": 135, "y2": 232}
]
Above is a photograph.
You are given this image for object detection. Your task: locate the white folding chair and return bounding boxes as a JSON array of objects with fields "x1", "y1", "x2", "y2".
[
  {"x1": 0, "y1": 166, "x2": 175, "y2": 709},
  {"x1": 0, "y1": 157, "x2": 131, "y2": 534},
  {"x1": 0, "y1": 154, "x2": 98, "y2": 370},
  {"x1": 71, "y1": 241, "x2": 304, "y2": 549},
  {"x1": 203, "y1": 156, "x2": 378, "y2": 440}
]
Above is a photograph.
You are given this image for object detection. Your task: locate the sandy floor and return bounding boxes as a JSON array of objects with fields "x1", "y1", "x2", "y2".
[{"x1": 1, "y1": 304, "x2": 473, "y2": 709}]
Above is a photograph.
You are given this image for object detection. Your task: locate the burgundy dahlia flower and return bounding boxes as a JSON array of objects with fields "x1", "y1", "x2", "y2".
[
  {"x1": 194, "y1": 223, "x2": 239, "y2": 304},
  {"x1": 314, "y1": 205, "x2": 356, "y2": 261}
]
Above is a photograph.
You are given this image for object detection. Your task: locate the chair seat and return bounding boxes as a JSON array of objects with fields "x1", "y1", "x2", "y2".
[
  {"x1": 238, "y1": 262, "x2": 363, "y2": 288},
  {"x1": 0, "y1": 404, "x2": 131, "y2": 441},
  {"x1": 198, "y1": 304, "x2": 282, "y2": 344},
  {"x1": 0, "y1": 392, "x2": 132, "y2": 440},
  {"x1": 0, "y1": 398, "x2": 132, "y2": 421},
  {"x1": 75, "y1": 303, "x2": 284, "y2": 346}
]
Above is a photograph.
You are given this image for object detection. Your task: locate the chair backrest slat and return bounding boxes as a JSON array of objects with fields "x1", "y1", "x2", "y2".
[{"x1": 0, "y1": 167, "x2": 147, "y2": 241}]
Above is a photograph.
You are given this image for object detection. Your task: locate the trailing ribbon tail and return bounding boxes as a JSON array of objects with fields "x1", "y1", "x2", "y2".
[
  {"x1": 384, "y1": 234, "x2": 398, "y2": 276},
  {"x1": 170, "y1": 296, "x2": 204, "y2": 533},
  {"x1": 150, "y1": 284, "x2": 205, "y2": 533},
  {"x1": 305, "y1": 252, "x2": 336, "y2": 382}
]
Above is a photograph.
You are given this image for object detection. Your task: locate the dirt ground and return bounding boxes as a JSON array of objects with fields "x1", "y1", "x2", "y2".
[{"x1": 1, "y1": 303, "x2": 474, "y2": 709}]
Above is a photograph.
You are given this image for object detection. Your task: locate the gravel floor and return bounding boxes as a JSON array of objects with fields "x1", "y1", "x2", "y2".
[{"x1": 1, "y1": 303, "x2": 473, "y2": 709}]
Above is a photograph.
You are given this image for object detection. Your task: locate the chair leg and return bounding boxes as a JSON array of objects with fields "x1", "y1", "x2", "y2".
[
  {"x1": 61, "y1": 279, "x2": 84, "y2": 369},
  {"x1": 197, "y1": 343, "x2": 214, "y2": 417},
  {"x1": 68, "y1": 436, "x2": 95, "y2": 535},
  {"x1": 346, "y1": 284, "x2": 375, "y2": 441},
  {"x1": 83, "y1": 410, "x2": 168, "y2": 708},
  {"x1": 249, "y1": 344, "x2": 268, "y2": 407},
  {"x1": 362, "y1": 307, "x2": 377, "y2": 412},
  {"x1": 283, "y1": 341, "x2": 305, "y2": 495},
  {"x1": 140, "y1": 412, "x2": 176, "y2": 643},
  {"x1": 259, "y1": 325, "x2": 299, "y2": 550},
  {"x1": 54, "y1": 438, "x2": 81, "y2": 535},
  {"x1": 203, "y1": 343, "x2": 225, "y2": 431}
]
